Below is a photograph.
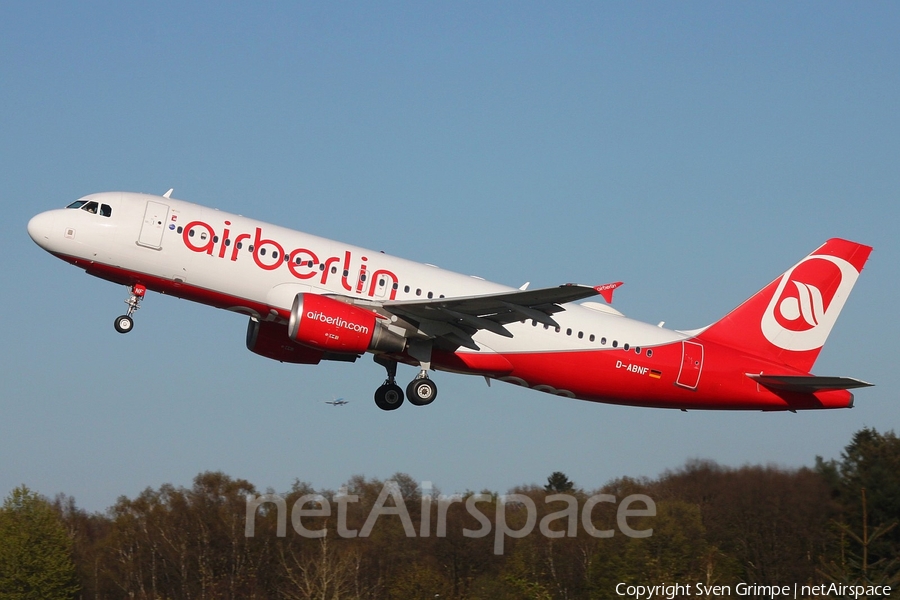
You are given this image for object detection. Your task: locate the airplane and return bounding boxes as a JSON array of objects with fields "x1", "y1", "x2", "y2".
[
  {"x1": 326, "y1": 397, "x2": 349, "y2": 406},
  {"x1": 27, "y1": 191, "x2": 873, "y2": 412}
]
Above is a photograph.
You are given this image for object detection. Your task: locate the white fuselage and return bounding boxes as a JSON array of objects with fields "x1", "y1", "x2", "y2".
[{"x1": 28, "y1": 191, "x2": 685, "y2": 359}]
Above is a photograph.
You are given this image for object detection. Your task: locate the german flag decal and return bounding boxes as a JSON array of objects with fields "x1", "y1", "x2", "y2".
[{"x1": 649, "y1": 370, "x2": 662, "y2": 380}]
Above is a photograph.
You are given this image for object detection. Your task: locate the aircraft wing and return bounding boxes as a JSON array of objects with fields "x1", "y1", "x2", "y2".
[
  {"x1": 746, "y1": 374, "x2": 874, "y2": 393},
  {"x1": 357, "y1": 283, "x2": 609, "y2": 351}
]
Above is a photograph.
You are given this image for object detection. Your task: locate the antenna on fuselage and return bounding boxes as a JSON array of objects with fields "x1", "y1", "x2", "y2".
[{"x1": 163, "y1": 188, "x2": 174, "y2": 198}]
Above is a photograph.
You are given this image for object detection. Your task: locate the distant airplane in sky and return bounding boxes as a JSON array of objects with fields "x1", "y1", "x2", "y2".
[
  {"x1": 28, "y1": 191, "x2": 873, "y2": 412},
  {"x1": 325, "y1": 397, "x2": 349, "y2": 406}
]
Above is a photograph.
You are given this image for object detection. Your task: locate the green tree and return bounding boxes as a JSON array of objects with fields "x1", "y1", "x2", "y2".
[
  {"x1": 817, "y1": 427, "x2": 900, "y2": 565},
  {"x1": 818, "y1": 488, "x2": 899, "y2": 596},
  {"x1": 544, "y1": 472, "x2": 575, "y2": 494},
  {"x1": 0, "y1": 486, "x2": 79, "y2": 600}
]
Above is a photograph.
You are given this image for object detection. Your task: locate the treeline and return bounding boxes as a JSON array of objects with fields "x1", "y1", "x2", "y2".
[{"x1": 0, "y1": 428, "x2": 897, "y2": 600}]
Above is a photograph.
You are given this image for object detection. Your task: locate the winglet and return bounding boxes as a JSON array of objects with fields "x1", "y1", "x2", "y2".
[{"x1": 594, "y1": 281, "x2": 623, "y2": 304}]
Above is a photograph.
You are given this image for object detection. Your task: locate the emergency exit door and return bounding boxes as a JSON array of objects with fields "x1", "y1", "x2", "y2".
[{"x1": 676, "y1": 340, "x2": 704, "y2": 389}]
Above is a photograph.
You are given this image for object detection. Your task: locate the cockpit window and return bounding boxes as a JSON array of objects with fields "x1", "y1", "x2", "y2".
[{"x1": 66, "y1": 199, "x2": 112, "y2": 217}]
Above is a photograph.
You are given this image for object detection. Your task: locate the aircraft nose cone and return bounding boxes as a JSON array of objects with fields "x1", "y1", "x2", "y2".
[{"x1": 27, "y1": 211, "x2": 55, "y2": 249}]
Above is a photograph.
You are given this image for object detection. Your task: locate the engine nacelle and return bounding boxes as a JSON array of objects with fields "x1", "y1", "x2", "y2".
[
  {"x1": 288, "y1": 293, "x2": 405, "y2": 354},
  {"x1": 246, "y1": 319, "x2": 324, "y2": 364}
]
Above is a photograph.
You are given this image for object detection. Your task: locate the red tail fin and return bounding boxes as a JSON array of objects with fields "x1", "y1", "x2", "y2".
[{"x1": 697, "y1": 238, "x2": 872, "y2": 372}]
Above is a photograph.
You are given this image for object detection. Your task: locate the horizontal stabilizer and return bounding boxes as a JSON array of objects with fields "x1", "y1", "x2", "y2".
[{"x1": 746, "y1": 374, "x2": 874, "y2": 393}]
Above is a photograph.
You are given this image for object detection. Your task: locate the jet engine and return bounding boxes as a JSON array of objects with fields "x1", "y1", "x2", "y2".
[
  {"x1": 288, "y1": 293, "x2": 405, "y2": 354},
  {"x1": 246, "y1": 319, "x2": 325, "y2": 364}
]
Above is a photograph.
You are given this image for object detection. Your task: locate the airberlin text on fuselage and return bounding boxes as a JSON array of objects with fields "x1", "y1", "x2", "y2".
[{"x1": 181, "y1": 220, "x2": 399, "y2": 300}]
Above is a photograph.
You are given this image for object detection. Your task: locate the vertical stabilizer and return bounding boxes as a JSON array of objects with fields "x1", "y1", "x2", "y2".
[{"x1": 697, "y1": 238, "x2": 872, "y2": 372}]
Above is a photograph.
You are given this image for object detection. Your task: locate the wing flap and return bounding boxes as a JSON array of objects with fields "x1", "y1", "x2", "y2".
[
  {"x1": 384, "y1": 283, "x2": 600, "y2": 316},
  {"x1": 382, "y1": 283, "x2": 602, "y2": 331},
  {"x1": 346, "y1": 282, "x2": 615, "y2": 350}
]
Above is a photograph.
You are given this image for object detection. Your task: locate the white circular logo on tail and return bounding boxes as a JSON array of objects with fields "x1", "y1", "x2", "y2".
[{"x1": 760, "y1": 255, "x2": 858, "y2": 351}]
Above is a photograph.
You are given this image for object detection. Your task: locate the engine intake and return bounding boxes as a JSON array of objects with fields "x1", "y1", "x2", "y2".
[{"x1": 288, "y1": 293, "x2": 405, "y2": 354}]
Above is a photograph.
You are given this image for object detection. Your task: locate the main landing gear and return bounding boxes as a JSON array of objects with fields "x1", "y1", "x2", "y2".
[
  {"x1": 407, "y1": 375, "x2": 437, "y2": 406},
  {"x1": 114, "y1": 284, "x2": 146, "y2": 334},
  {"x1": 374, "y1": 356, "x2": 438, "y2": 411}
]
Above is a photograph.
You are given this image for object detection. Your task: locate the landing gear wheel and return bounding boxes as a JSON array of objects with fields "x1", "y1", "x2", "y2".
[
  {"x1": 375, "y1": 383, "x2": 404, "y2": 411},
  {"x1": 114, "y1": 315, "x2": 134, "y2": 334},
  {"x1": 407, "y1": 378, "x2": 437, "y2": 406}
]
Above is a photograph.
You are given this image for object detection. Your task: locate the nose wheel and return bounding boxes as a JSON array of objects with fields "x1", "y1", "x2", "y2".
[
  {"x1": 114, "y1": 284, "x2": 146, "y2": 334},
  {"x1": 114, "y1": 315, "x2": 134, "y2": 333}
]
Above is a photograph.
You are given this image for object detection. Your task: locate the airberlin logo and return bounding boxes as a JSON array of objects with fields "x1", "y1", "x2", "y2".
[
  {"x1": 760, "y1": 254, "x2": 858, "y2": 352},
  {"x1": 307, "y1": 311, "x2": 370, "y2": 334},
  {"x1": 777, "y1": 280, "x2": 826, "y2": 332},
  {"x1": 180, "y1": 220, "x2": 400, "y2": 299}
]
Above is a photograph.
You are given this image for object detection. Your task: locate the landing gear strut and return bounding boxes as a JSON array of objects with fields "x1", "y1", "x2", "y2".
[
  {"x1": 114, "y1": 284, "x2": 146, "y2": 334},
  {"x1": 372, "y1": 343, "x2": 439, "y2": 410},
  {"x1": 405, "y1": 339, "x2": 438, "y2": 406},
  {"x1": 374, "y1": 356, "x2": 404, "y2": 411}
]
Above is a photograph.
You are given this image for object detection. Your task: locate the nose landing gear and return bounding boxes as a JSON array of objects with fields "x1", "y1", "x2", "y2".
[{"x1": 114, "y1": 284, "x2": 146, "y2": 334}]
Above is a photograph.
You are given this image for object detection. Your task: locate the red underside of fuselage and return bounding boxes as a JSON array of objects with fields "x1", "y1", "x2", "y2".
[{"x1": 61, "y1": 255, "x2": 853, "y2": 411}]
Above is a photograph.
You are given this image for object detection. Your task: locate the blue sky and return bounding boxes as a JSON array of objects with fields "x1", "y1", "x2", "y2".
[{"x1": 2, "y1": 2, "x2": 898, "y2": 511}]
